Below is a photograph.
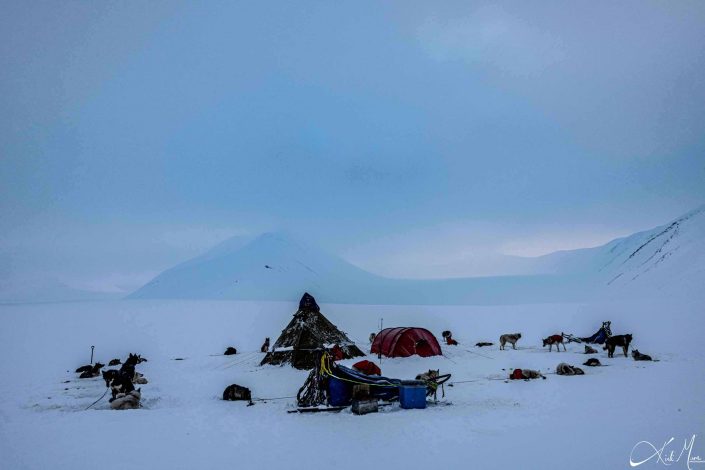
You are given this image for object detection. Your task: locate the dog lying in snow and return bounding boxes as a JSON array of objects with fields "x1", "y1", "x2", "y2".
[
  {"x1": 583, "y1": 358, "x2": 601, "y2": 367},
  {"x1": 603, "y1": 334, "x2": 633, "y2": 358},
  {"x1": 110, "y1": 389, "x2": 141, "y2": 410},
  {"x1": 584, "y1": 345, "x2": 598, "y2": 354},
  {"x1": 78, "y1": 363, "x2": 104, "y2": 379},
  {"x1": 542, "y1": 334, "x2": 566, "y2": 352},
  {"x1": 509, "y1": 368, "x2": 545, "y2": 380},
  {"x1": 223, "y1": 384, "x2": 252, "y2": 402},
  {"x1": 108, "y1": 358, "x2": 121, "y2": 366},
  {"x1": 631, "y1": 349, "x2": 652, "y2": 361},
  {"x1": 475, "y1": 342, "x2": 493, "y2": 347},
  {"x1": 76, "y1": 362, "x2": 103, "y2": 374},
  {"x1": 556, "y1": 363, "x2": 584, "y2": 375},
  {"x1": 522, "y1": 369, "x2": 544, "y2": 379},
  {"x1": 442, "y1": 331, "x2": 458, "y2": 346},
  {"x1": 132, "y1": 371, "x2": 148, "y2": 384},
  {"x1": 499, "y1": 333, "x2": 521, "y2": 350}
]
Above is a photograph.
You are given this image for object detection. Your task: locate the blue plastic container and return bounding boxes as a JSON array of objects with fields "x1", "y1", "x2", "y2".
[
  {"x1": 328, "y1": 376, "x2": 352, "y2": 406},
  {"x1": 399, "y1": 380, "x2": 427, "y2": 409}
]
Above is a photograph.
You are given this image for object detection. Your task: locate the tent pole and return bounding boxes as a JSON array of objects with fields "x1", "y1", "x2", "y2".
[{"x1": 378, "y1": 318, "x2": 383, "y2": 367}]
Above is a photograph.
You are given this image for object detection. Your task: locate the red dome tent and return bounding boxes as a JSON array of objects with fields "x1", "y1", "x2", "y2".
[{"x1": 371, "y1": 327, "x2": 442, "y2": 358}]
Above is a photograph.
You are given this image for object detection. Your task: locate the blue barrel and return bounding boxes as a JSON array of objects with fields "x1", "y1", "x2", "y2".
[
  {"x1": 399, "y1": 380, "x2": 427, "y2": 409},
  {"x1": 328, "y1": 376, "x2": 352, "y2": 406}
]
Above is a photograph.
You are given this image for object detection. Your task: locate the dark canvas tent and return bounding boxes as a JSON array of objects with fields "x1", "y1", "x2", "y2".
[
  {"x1": 260, "y1": 293, "x2": 365, "y2": 370},
  {"x1": 371, "y1": 327, "x2": 442, "y2": 358}
]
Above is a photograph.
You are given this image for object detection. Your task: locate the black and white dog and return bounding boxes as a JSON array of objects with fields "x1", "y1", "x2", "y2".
[
  {"x1": 603, "y1": 334, "x2": 633, "y2": 358},
  {"x1": 124, "y1": 353, "x2": 147, "y2": 365},
  {"x1": 101, "y1": 353, "x2": 146, "y2": 401},
  {"x1": 103, "y1": 369, "x2": 136, "y2": 402},
  {"x1": 77, "y1": 363, "x2": 104, "y2": 379}
]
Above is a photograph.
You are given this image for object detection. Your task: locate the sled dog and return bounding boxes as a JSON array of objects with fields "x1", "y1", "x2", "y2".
[
  {"x1": 499, "y1": 333, "x2": 521, "y2": 350},
  {"x1": 603, "y1": 334, "x2": 632, "y2": 358},
  {"x1": 542, "y1": 334, "x2": 566, "y2": 352},
  {"x1": 631, "y1": 349, "x2": 652, "y2": 361}
]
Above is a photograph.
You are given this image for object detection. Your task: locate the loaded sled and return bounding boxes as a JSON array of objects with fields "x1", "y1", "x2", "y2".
[
  {"x1": 562, "y1": 321, "x2": 612, "y2": 345},
  {"x1": 296, "y1": 352, "x2": 450, "y2": 410}
]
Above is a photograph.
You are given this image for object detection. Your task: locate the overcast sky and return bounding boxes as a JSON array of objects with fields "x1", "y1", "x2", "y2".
[{"x1": 2, "y1": 1, "x2": 704, "y2": 292}]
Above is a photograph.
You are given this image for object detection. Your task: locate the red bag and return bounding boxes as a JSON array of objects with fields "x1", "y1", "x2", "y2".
[
  {"x1": 510, "y1": 368, "x2": 524, "y2": 380},
  {"x1": 352, "y1": 360, "x2": 382, "y2": 376},
  {"x1": 330, "y1": 344, "x2": 344, "y2": 361}
]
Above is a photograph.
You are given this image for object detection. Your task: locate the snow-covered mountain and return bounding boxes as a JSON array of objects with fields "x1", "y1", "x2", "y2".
[
  {"x1": 531, "y1": 204, "x2": 705, "y2": 296},
  {"x1": 129, "y1": 206, "x2": 705, "y2": 304},
  {"x1": 128, "y1": 232, "x2": 393, "y2": 303},
  {"x1": 128, "y1": 231, "x2": 576, "y2": 304}
]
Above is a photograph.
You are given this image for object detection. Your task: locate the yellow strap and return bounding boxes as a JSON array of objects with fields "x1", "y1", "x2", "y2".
[{"x1": 318, "y1": 352, "x2": 408, "y2": 389}]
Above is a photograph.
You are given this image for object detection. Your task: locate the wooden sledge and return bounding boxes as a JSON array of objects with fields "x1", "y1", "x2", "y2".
[
  {"x1": 287, "y1": 406, "x2": 347, "y2": 414},
  {"x1": 561, "y1": 333, "x2": 583, "y2": 344}
]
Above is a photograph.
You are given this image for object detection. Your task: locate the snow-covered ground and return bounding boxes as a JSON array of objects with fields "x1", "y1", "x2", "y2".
[{"x1": 1, "y1": 297, "x2": 703, "y2": 469}]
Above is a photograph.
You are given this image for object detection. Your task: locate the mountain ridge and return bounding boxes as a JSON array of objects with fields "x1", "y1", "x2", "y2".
[{"x1": 128, "y1": 205, "x2": 705, "y2": 304}]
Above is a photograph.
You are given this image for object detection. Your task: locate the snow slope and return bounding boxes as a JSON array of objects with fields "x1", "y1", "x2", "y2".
[
  {"x1": 129, "y1": 232, "x2": 394, "y2": 302},
  {"x1": 1, "y1": 297, "x2": 703, "y2": 470},
  {"x1": 129, "y1": 232, "x2": 586, "y2": 304},
  {"x1": 533, "y1": 205, "x2": 705, "y2": 296},
  {"x1": 130, "y1": 206, "x2": 705, "y2": 304}
]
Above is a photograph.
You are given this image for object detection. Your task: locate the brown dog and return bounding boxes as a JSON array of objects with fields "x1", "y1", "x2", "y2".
[
  {"x1": 542, "y1": 334, "x2": 566, "y2": 352},
  {"x1": 260, "y1": 337, "x2": 270, "y2": 353}
]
